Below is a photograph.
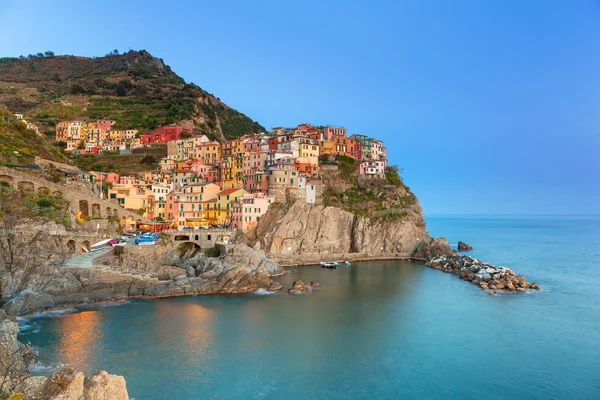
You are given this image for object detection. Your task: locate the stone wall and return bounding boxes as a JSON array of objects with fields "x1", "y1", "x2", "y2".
[{"x1": 0, "y1": 166, "x2": 150, "y2": 223}]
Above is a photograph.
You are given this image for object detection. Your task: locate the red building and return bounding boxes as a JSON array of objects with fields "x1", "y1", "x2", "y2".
[
  {"x1": 268, "y1": 137, "x2": 278, "y2": 151},
  {"x1": 140, "y1": 123, "x2": 193, "y2": 145}
]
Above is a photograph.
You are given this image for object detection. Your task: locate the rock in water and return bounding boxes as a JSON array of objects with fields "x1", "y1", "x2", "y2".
[
  {"x1": 288, "y1": 280, "x2": 310, "y2": 294},
  {"x1": 457, "y1": 241, "x2": 474, "y2": 251}
]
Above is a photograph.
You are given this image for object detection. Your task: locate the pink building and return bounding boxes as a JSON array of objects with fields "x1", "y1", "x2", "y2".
[
  {"x1": 359, "y1": 160, "x2": 386, "y2": 179},
  {"x1": 231, "y1": 193, "x2": 275, "y2": 231},
  {"x1": 323, "y1": 126, "x2": 346, "y2": 141},
  {"x1": 191, "y1": 164, "x2": 217, "y2": 183},
  {"x1": 96, "y1": 120, "x2": 115, "y2": 131},
  {"x1": 243, "y1": 137, "x2": 262, "y2": 152},
  {"x1": 96, "y1": 172, "x2": 120, "y2": 184}
]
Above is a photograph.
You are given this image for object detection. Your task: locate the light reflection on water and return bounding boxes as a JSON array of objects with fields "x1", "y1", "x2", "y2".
[{"x1": 56, "y1": 311, "x2": 103, "y2": 372}]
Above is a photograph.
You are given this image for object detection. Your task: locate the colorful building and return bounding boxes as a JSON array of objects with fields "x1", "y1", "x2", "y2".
[{"x1": 231, "y1": 193, "x2": 275, "y2": 231}]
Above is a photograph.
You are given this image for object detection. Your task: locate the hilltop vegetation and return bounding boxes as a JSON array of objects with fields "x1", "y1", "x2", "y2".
[
  {"x1": 322, "y1": 155, "x2": 417, "y2": 221},
  {"x1": 0, "y1": 108, "x2": 67, "y2": 164},
  {"x1": 0, "y1": 50, "x2": 264, "y2": 140}
]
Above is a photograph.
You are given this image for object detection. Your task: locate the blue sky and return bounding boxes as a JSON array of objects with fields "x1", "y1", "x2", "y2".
[{"x1": 1, "y1": 0, "x2": 599, "y2": 214}]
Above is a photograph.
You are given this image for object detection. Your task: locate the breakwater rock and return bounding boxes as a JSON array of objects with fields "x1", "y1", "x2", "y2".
[{"x1": 425, "y1": 255, "x2": 540, "y2": 292}]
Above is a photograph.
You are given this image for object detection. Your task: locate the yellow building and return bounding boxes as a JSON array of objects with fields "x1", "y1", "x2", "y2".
[
  {"x1": 203, "y1": 188, "x2": 245, "y2": 225},
  {"x1": 220, "y1": 155, "x2": 236, "y2": 188},
  {"x1": 197, "y1": 142, "x2": 222, "y2": 166}
]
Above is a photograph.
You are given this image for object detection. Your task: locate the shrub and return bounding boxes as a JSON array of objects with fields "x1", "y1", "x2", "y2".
[{"x1": 203, "y1": 246, "x2": 221, "y2": 258}]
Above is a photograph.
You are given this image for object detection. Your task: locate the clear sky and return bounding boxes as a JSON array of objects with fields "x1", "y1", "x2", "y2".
[{"x1": 1, "y1": 0, "x2": 599, "y2": 214}]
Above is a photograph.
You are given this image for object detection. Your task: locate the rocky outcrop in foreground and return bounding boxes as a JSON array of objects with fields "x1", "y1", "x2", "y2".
[
  {"x1": 0, "y1": 312, "x2": 128, "y2": 399},
  {"x1": 2, "y1": 242, "x2": 284, "y2": 316},
  {"x1": 425, "y1": 255, "x2": 540, "y2": 292}
]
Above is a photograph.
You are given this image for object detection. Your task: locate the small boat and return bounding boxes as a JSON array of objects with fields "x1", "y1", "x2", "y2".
[
  {"x1": 90, "y1": 239, "x2": 114, "y2": 252},
  {"x1": 320, "y1": 262, "x2": 340, "y2": 269},
  {"x1": 135, "y1": 236, "x2": 158, "y2": 246},
  {"x1": 344, "y1": 261, "x2": 351, "y2": 266},
  {"x1": 112, "y1": 240, "x2": 128, "y2": 247}
]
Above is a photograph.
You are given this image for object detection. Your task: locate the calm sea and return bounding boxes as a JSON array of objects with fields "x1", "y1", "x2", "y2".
[{"x1": 18, "y1": 215, "x2": 600, "y2": 399}]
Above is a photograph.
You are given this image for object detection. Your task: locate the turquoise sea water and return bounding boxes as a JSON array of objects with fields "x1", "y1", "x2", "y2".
[{"x1": 18, "y1": 215, "x2": 600, "y2": 399}]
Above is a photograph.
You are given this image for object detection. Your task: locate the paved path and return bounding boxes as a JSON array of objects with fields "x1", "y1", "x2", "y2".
[{"x1": 64, "y1": 240, "x2": 160, "y2": 282}]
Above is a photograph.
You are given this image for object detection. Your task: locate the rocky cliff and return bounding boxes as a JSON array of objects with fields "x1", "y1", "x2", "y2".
[{"x1": 241, "y1": 200, "x2": 448, "y2": 264}]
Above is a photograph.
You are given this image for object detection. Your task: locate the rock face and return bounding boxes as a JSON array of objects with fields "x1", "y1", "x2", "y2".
[
  {"x1": 458, "y1": 241, "x2": 474, "y2": 251},
  {"x1": 411, "y1": 237, "x2": 454, "y2": 260},
  {"x1": 425, "y1": 255, "x2": 540, "y2": 292},
  {"x1": 241, "y1": 201, "x2": 442, "y2": 261}
]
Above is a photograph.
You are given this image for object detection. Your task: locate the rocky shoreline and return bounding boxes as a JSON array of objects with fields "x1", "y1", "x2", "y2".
[{"x1": 425, "y1": 254, "x2": 540, "y2": 293}]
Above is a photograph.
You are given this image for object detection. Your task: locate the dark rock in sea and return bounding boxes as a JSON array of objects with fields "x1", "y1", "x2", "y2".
[
  {"x1": 458, "y1": 241, "x2": 474, "y2": 251},
  {"x1": 288, "y1": 280, "x2": 311, "y2": 294},
  {"x1": 425, "y1": 254, "x2": 540, "y2": 292}
]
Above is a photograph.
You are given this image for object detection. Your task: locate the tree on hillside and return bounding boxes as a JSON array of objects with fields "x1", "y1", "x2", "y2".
[
  {"x1": 115, "y1": 83, "x2": 127, "y2": 96},
  {"x1": 44, "y1": 50, "x2": 55, "y2": 57},
  {"x1": 140, "y1": 155, "x2": 157, "y2": 165}
]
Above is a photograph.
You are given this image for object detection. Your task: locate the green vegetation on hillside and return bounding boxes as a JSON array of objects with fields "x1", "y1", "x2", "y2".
[
  {"x1": 0, "y1": 50, "x2": 264, "y2": 139},
  {"x1": 322, "y1": 156, "x2": 416, "y2": 221},
  {"x1": 0, "y1": 183, "x2": 69, "y2": 227},
  {"x1": 0, "y1": 108, "x2": 67, "y2": 164}
]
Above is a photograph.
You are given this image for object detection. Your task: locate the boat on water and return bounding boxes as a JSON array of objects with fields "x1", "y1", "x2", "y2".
[
  {"x1": 320, "y1": 262, "x2": 340, "y2": 269},
  {"x1": 90, "y1": 239, "x2": 116, "y2": 252},
  {"x1": 112, "y1": 240, "x2": 128, "y2": 247}
]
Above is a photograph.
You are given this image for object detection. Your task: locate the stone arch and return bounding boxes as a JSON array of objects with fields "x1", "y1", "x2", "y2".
[
  {"x1": 81, "y1": 240, "x2": 91, "y2": 252},
  {"x1": 106, "y1": 207, "x2": 112, "y2": 218},
  {"x1": 207, "y1": 234, "x2": 212, "y2": 241},
  {"x1": 37, "y1": 186, "x2": 50, "y2": 195},
  {"x1": 17, "y1": 181, "x2": 34, "y2": 192},
  {"x1": 194, "y1": 234, "x2": 199, "y2": 241},
  {"x1": 52, "y1": 190, "x2": 63, "y2": 197},
  {"x1": 79, "y1": 200, "x2": 89, "y2": 217},
  {"x1": 0, "y1": 175, "x2": 13, "y2": 187},
  {"x1": 91, "y1": 204, "x2": 101, "y2": 218},
  {"x1": 174, "y1": 235, "x2": 190, "y2": 241},
  {"x1": 67, "y1": 240, "x2": 76, "y2": 254},
  {"x1": 178, "y1": 242, "x2": 200, "y2": 252}
]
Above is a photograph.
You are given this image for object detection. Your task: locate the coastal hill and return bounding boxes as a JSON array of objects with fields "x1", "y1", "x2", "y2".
[{"x1": 0, "y1": 50, "x2": 264, "y2": 140}]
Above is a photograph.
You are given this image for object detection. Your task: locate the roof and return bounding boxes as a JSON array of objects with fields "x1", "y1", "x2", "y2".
[{"x1": 218, "y1": 188, "x2": 243, "y2": 196}]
